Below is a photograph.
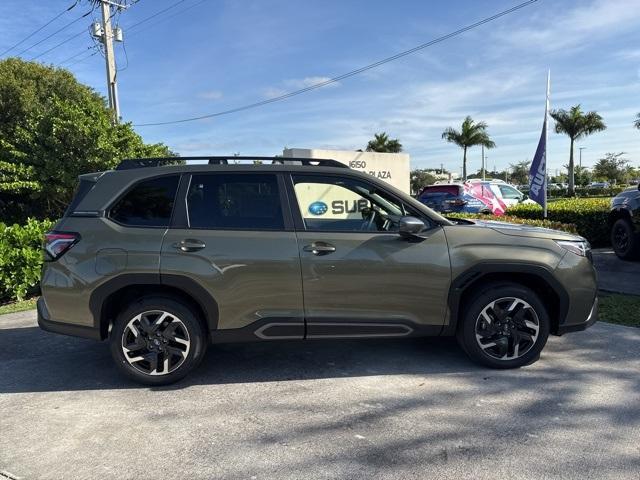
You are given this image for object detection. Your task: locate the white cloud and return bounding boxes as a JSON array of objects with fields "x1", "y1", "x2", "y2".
[
  {"x1": 198, "y1": 90, "x2": 223, "y2": 100},
  {"x1": 493, "y1": 0, "x2": 640, "y2": 54},
  {"x1": 263, "y1": 76, "x2": 339, "y2": 98}
]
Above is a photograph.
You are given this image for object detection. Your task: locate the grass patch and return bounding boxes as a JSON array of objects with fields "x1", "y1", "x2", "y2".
[
  {"x1": 598, "y1": 293, "x2": 640, "y2": 328},
  {"x1": 0, "y1": 297, "x2": 37, "y2": 315}
]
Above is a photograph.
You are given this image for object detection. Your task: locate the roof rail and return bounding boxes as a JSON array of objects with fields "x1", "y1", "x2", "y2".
[{"x1": 115, "y1": 156, "x2": 349, "y2": 170}]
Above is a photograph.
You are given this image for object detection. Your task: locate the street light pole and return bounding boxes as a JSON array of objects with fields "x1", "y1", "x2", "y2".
[{"x1": 579, "y1": 147, "x2": 586, "y2": 168}]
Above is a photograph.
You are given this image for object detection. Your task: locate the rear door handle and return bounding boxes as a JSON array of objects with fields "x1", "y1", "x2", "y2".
[
  {"x1": 173, "y1": 239, "x2": 206, "y2": 252},
  {"x1": 303, "y1": 241, "x2": 336, "y2": 255}
]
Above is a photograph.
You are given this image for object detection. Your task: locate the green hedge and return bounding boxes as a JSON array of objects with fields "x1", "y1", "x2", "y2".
[
  {"x1": 547, "y1": 187, "x2": 625, "y2": 198},
  {"x1": 447, "y1": 213, "x2": 579, "y2": 235},
  {"x1": 507, "y1": 198, "x2": 610, "y2": 246},
  {"x1": 0, "y1": 218, "x2": 53, "y2": 302}
]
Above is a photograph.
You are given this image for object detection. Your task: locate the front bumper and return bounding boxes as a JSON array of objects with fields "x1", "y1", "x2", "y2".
[
  {"x1": 556, "y1": 296, "x2": 598, "y2": 335},
  {"x1": 37, "y1": 297, "x2": 101, "y2": 341}
]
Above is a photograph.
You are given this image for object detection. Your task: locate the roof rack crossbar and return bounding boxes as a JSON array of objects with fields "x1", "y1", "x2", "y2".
[{"x1": 115, "y1": 156, "x2": 349, "y2": 170}]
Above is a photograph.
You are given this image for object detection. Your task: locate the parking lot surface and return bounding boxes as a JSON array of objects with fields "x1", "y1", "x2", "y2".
[
  {"x1": 592, "y1": 248, "x2": 640, "y2": 295},
  {"x1": 1, "y1": 311, "x2": 639, "y2": 480}
]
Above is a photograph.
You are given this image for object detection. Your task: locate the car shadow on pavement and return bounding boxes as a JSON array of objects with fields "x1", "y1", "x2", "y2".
[
  {"x1": 1, "y1": 324, "x2": 487, "y2": 393},
  {"x1": 1, "y1": 323, "x2": 639, "y2": 400}
]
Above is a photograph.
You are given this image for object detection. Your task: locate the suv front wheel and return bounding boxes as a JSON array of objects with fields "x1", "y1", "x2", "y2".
[
  {"x1": 457, "y1": 282, "x2": 550, "y2": 369},
  {"x1": 109, "y1": 297, "x2": 208, "y2": 385},
  {"x1": 611, "y1": 218, "x2": 640, "y2": 260}
]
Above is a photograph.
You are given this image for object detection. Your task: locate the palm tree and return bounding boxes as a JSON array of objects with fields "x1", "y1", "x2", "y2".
[
  {"x1": 366, "y1": 132, "x2": 402, "y2": 153},
  {"x1": 550, "y1": 105, "x2": 606, "y2": 195},
  {"x1": 441, "y1": 116, "x2": 495, "y2": 180},
  {"x1": 634, "y1": 113, "x2": 640, "y2": 130}
]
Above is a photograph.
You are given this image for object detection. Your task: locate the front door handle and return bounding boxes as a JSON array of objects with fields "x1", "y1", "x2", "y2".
[
  {"x1": 173, "y1": 239, "x2": 206, "y2": 252},
  {"x1": 303, "y1": 241, "x2": 336, "y2": 255}
]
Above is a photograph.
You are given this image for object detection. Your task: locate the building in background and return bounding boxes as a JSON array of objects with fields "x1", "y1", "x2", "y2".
[{"x1": 283, "y1": 148, "x2": 410, "y2": 194}]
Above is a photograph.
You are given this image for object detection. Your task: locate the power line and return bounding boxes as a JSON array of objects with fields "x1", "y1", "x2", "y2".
[
  {"x1": 126, "y1": 0, "x2": 209, "y2": 39},
  {"x1": 50, "y1": 0, "x2": 207, "y2": 67},
  {"x1": 134, "y1": 0, "x2": 539, "y2": 127},
  {"x1": 30, "y1": 28, "x2": 88, "y2": 61},
  {"x1": 66, "y1": 49, "x2": 100, "y2": 68},
  {"x1": 0, "y1": 1, "x2": 80, "y2": 57},
  {"x1": 13, "y1": 8, "x2": 94, "y2": 58},
  {"x1": 127, "y1": 0, "x2": 189, "y2": 30}
]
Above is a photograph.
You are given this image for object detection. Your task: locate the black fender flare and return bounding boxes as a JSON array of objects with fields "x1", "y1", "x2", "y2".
[
  {"x1": 442, "y1": 262, "x2": 569, "y2": 336},
  {"x1": 89, "y1": 273, "x2": 220, "y2": 338}
]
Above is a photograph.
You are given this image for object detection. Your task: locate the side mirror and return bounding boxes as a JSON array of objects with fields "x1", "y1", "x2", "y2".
[
  {"x1": 399, "y1": 216, "x2": 426, "y2": 239},
  {"x1": 521, "y1": 193, "x2": 528, "y2": 201}
]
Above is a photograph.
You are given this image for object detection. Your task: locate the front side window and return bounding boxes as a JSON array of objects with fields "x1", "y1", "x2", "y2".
[
  {"x1": 498, "y1": 185, "x2": 524, "y2": 200},
  {"x1": 292, "y1": 174, "x2": 414, "y2": 232},
  {"x1": 186, "y1": 173, "x2": 284, "y2": 230},
  {"x1": 110, "y1": 175, "x2": 179, "y2": 227}
]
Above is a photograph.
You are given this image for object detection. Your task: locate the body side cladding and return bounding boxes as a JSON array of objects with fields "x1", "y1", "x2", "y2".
[
  {"x1": 88, "y1": 273, "x2": 220, "y2": 339},
  {"x1": 441, "y1": 262, "x2": 570, "y2": 337}
]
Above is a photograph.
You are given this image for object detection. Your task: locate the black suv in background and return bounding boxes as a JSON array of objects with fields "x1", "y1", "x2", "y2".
[
  {"x1": 609, "y1": 185, "x2": 640, "y2": 260},
  {"x1": 610, "y1": 185, "x2": 640, "y2": 260}
]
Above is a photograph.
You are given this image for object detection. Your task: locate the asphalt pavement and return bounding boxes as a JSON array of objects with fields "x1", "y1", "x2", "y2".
[
  {"x1": 592, "y1": 248, "x2": 640, "y2": 295},
  {"x1": 1, "y1": 311, "x2": 638, "y2": 480}
]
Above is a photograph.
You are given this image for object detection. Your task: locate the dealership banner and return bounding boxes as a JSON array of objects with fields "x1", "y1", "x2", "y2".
[{"x1": 529, "y1": 71, "x2": 550, "y2": 217}]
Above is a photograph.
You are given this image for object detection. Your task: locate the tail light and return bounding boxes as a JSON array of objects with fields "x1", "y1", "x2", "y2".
[
  {"x1": 445, "y1": 199, "x2": 467, "y2": 206},
  {"x1": 44, "y1": 231, "x2": 80, "y2": 261}
]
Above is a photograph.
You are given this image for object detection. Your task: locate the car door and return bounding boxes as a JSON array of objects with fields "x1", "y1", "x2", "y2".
[
  {"x1": 287, "y1": 172, "x2": 451, "y2": 338},
  {"x1": 160, "y1": 171, "x2": 304, "y2": 340}
]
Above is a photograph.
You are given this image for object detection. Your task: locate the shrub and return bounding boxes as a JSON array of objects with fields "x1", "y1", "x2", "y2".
[
  {"x1": 447, "y1": 213, "x2": 578, "y2": 235},
  {"x1": 0, "y1": 218, "x2": 53, "y2": 302},
  {"x1": 507, "y1": 197, "x2": 610, "y2": 246},
  {"x1": 545, "y1": 186, "x2": 625, "y2": 198}
]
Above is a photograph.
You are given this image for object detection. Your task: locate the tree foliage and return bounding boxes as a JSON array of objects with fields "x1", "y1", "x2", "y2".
[
  {"x1": 0, "y1": 58, "x2": 173, "y2": 220},
  {"x1": 441, "y1": 116, "x2": 495, "y2": 180},
  {"x1": 550, "y1": 105, "x2": 606, "y2": 195},
  {"x1": 635, "y1": 113, "x2": 640, "y2": 130},
  {"x1": 592, "y1": 152, "x2": 631, "y2": 184},
  {"x1": 366, "y1": 132, "x2": 402, "y2": 153},
  {"x1": 508, "y1": 160, "x2": 530, "y2": 186},
  {"x1": 410, "y1": 169, "x2": 437, "y2": 194}
]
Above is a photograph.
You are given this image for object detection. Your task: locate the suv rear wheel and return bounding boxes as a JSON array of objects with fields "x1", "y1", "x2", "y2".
[
  {"x1": 457, "y1": 282, "x2": 550, "y2": 369},
  {"x1": 611, "y1": 218, "x2": 640, "y2": 260},
  {"x1": 109, "y1": 296, "x2": 208, "y2": 385}
]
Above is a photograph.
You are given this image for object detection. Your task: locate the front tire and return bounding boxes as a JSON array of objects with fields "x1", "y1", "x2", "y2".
[
  {"x1": 611, "y1": 218, "x2": 640, "y2": 260},
  {"x1": 109, "y1": 296, "x2": 208, "y2": 385},
  {"x1": 457, "y1": 283, "x2": 550, "y2": 369}
]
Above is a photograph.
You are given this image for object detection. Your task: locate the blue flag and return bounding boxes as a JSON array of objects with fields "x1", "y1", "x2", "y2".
[
  {"x1": 529, "y1": 118, "x2": 547, "y2": 208},
  {"x1": 529, "y1": 71, "x2": 550, "y2": 215}
]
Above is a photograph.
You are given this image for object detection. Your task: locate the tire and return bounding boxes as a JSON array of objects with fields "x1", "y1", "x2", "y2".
[
  {"x1": 456, "y1": 282, "x2": 550, "y2": 369},
  {"x1": 109, "y1": 296, "x2": 208, "y2": 385},
  {"x1": 611, "y1": 218, "x2": 640, "y2": 261}
]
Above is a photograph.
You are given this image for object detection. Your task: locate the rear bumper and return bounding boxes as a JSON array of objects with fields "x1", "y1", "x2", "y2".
[
  {"x1": 556, "y1": 296, "x2": 598, "y2": 335},
  {"x1": 37, "y1": 297, "x2": 101, "y2": 341}
]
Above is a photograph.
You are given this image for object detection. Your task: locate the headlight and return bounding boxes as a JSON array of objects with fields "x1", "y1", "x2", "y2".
[{"x1": 555, "y1": 239, "x2": 591, "y2": 257}]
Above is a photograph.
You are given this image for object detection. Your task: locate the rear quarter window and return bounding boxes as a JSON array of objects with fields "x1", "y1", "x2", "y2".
[
  {"x1": 109, "y1": 175, "x2": 179, "y2": 227},
  {"x1": 63, "y1": 179, "x2": 97, "y2": 217}
]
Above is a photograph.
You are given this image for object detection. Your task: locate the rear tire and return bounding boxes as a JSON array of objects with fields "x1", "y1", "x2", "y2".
[
  {"x1": 456, "y1": 282, "x2": 550, "y2": 369},
  {"x1": 109, "y1": 296, "x2": 208, "y2": 385},
  {"x1": 611, "y1": 218, "x2": 640, "y2": 260}
]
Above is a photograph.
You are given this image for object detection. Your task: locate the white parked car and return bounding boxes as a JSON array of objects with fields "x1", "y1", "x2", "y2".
[{"x1": 466, "y1": 179, "x2": 535, "y2": 208}]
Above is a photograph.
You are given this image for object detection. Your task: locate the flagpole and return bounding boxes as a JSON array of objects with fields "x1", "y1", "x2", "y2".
[{"x1": 544, "y1": 69, "x2": 550, "y2": 219}]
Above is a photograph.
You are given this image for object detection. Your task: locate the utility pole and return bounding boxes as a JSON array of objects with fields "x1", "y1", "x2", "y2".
[
  {"x1": 92, "y1": 1, "x2": 128, "y2": 123},
  {"x1": 579, "y1": 147, "x2": 586, "y2": 168},
  {"x1": 100, "y1": 0, "x2": 119, "y2": 123},
  {"x1": 481, "y1": 145, "x2": 486, "y2": 181}
]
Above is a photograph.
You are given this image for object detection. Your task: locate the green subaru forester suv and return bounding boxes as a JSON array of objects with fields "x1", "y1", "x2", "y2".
[{"x1": 39, "y1": 157, "x2": 598, "y2": 385}]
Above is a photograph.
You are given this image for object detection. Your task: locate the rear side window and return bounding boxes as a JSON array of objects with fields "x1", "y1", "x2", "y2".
[
  {"x1": 110, "y1": 175, "x2": 179, "y2": 227},
  {"x1": 64, "y1": 179, "x2": 97, "y2": 216},
  {"x1": 421, "y1": 185, "x2": 461, "y2": 196},
  {"x1": 186, "y1": 173, "x2": 284, "y2": 230}
]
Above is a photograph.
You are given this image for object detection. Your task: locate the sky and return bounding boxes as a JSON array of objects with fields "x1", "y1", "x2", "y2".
[{"x1": 1, "y1": 0, "x2": 639, "y2": 176}]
